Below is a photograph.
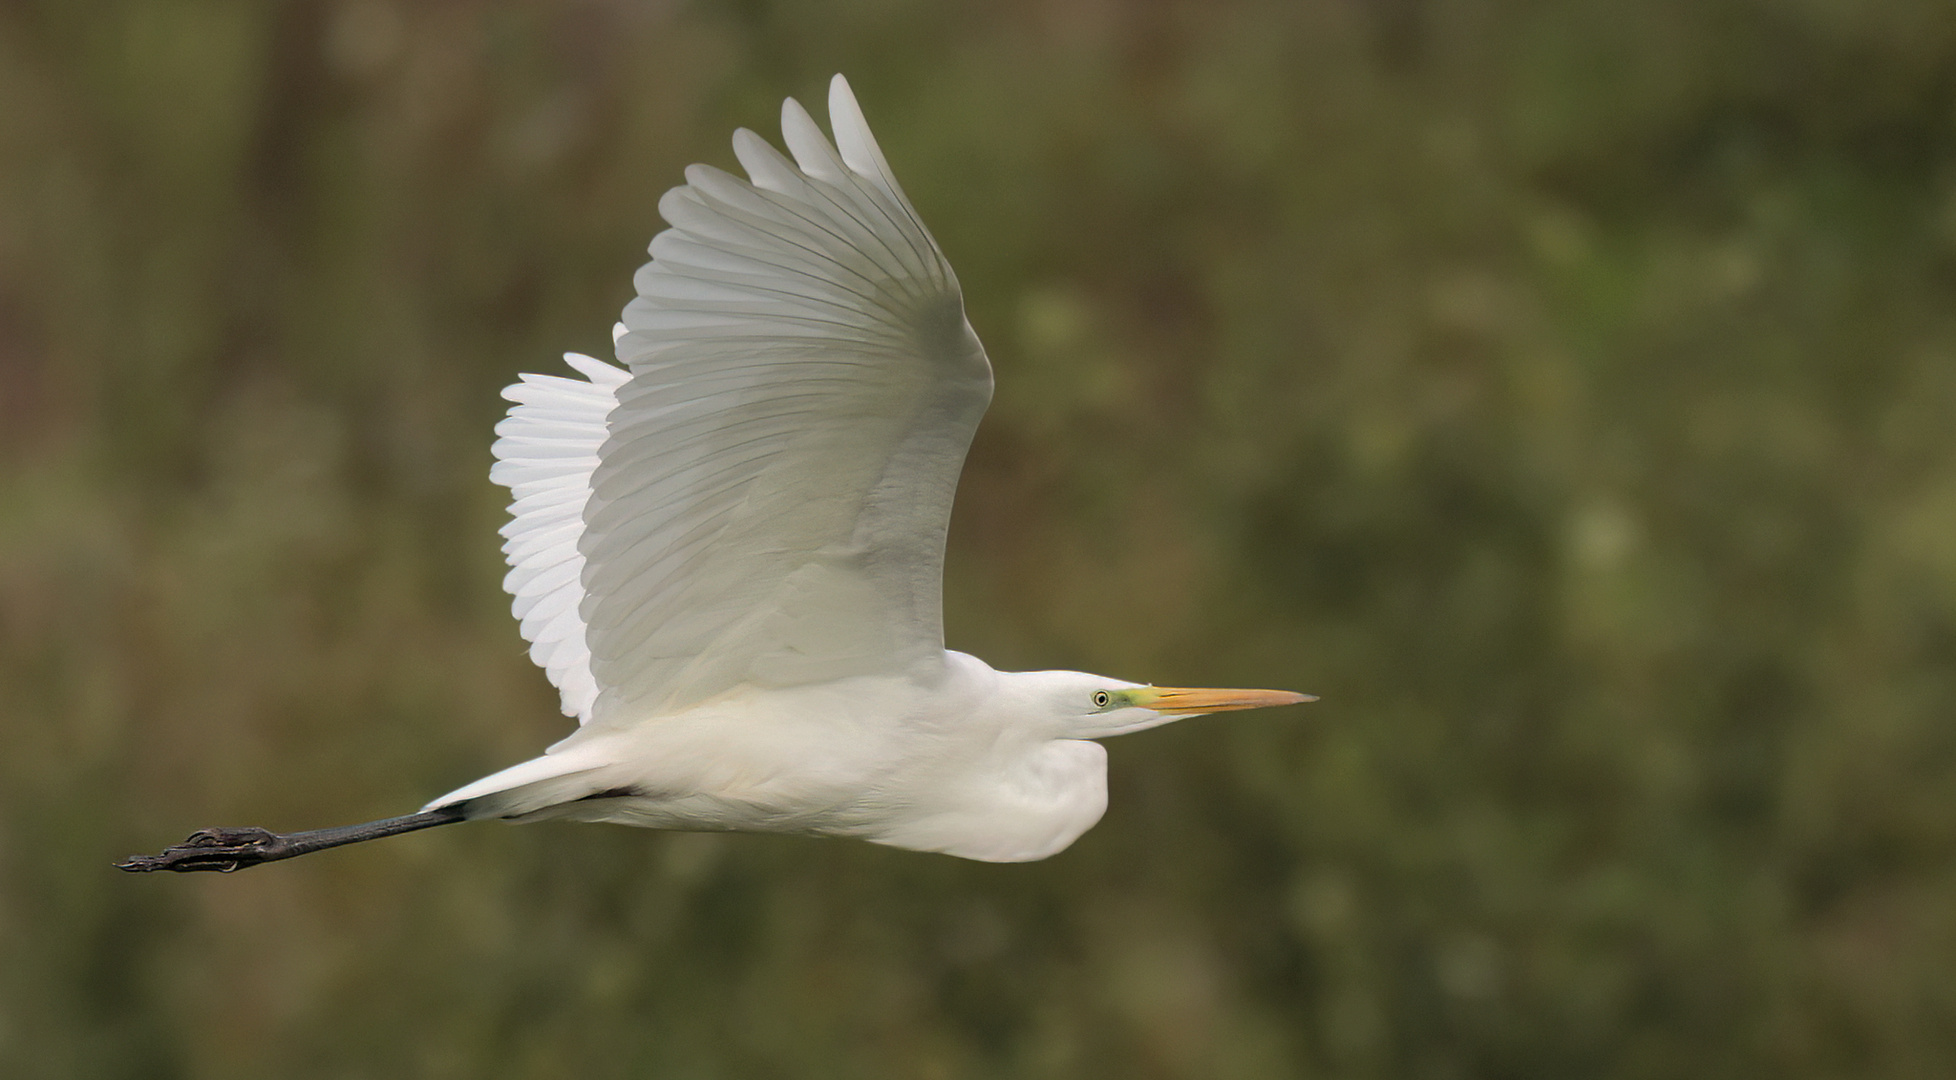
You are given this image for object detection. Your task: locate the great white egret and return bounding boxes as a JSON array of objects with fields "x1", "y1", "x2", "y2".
[{"x1": 120, "y1": 75, "x2": 1310, "y2": 873}]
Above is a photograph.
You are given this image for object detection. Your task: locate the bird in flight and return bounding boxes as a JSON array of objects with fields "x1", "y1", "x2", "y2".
[{"x1": 120, "y1": 75, "x2": 1310, "y2": 873}]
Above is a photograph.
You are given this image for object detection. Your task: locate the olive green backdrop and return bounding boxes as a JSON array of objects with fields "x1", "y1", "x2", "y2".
[{"x1": 3, "y1": 1, "x2": 1954, "y2": 1077}]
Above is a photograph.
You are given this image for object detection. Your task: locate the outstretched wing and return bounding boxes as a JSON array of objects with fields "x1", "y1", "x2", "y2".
[{"x1": 492, "y1": 74, "x2": 990, "y2": 727}]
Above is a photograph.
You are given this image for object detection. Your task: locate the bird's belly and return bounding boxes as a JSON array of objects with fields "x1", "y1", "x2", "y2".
[
  {"x1": 524, "y1": 716, "x2": 1108, "y2": 862},
  {"x1": 536, "y1": 714, "x2": 902, "y2": 835}
]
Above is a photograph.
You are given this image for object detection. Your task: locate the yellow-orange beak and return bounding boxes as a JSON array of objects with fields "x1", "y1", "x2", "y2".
[{"x1": 1129, "y1": 686, "x2": 1317, "y2": 715}]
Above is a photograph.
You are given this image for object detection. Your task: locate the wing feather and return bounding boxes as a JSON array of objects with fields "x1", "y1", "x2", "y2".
[
  {"x1": 489, "y1": 352, "x2": 627, "y2": 721},
  {"x1": 580, "y1": 74, "x2": 989, "y2": 723},
  {"x1": 489, "y1": 75, "x2": 989, "y2": 729}
]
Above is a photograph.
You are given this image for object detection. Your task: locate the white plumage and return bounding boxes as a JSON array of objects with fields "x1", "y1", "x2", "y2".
[
  {"x1": 421, "y1": 75, "x2": 1308, "y2": 861},
  {"x1": 489, "y1": 80, "x2": 987, "y2": 730},
  {"x1": 121, "y1": 76, "x2": 1308, "y2": 874},
  {"x1": 491, "y1": 340, "x2": 629, "y2": 722}
]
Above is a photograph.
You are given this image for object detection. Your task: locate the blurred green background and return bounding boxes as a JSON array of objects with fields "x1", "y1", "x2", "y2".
[{"x1": 4, "y1": 0, "x2": 1956, "y2": 1076}]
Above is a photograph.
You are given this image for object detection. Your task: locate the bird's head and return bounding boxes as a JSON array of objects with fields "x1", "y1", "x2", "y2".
[{"x1": 1023, "y1": 670, "x2": 1315, "y2": 739}]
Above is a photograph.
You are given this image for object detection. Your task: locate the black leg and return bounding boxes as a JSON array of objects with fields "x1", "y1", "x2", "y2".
[{"x1": 117, "y1": 807, "x2": 467, "y2": 873}]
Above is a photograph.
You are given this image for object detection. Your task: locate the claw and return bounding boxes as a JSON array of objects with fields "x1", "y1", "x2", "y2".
[{"x1": 117, "y1": 826, "x2": 291, "y2": 873}]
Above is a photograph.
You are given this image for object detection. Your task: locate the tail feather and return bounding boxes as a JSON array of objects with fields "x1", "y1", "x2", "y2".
[{"x1": 424, "y1": 748, "x2": 613, "y2": 819}]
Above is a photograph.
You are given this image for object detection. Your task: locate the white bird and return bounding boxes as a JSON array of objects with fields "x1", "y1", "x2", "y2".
[{"x1": 120, "y1": 75, "x2": 1310, "y2": 874}]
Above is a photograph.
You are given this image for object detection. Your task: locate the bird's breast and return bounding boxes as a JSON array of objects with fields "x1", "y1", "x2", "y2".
[{"x1": 846, "y1": 738, "x2": 1109, "y2": 863}]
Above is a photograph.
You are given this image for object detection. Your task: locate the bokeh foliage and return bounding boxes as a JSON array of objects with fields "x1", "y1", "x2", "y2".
[{"x1": 3, "y1": 0, "x2": 1955, "y2": 1076}]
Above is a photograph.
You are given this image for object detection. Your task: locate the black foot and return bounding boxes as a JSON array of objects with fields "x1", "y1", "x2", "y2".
[
  {"x1": 117, "y1": 808, "x2": 465, "y2": 874},
  {"x1": 117, "y1": 827, "x2": 294, "y2": 873}
]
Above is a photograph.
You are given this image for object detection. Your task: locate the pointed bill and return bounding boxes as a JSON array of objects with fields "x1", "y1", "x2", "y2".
[{"x1": 1131, "y1": 686, "x2": 1317, "y2": 715}]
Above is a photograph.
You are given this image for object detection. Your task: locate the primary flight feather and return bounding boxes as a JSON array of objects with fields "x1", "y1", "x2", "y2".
[{"x1": 120, "y1": 75, "x2": 1310, "y2": 874}]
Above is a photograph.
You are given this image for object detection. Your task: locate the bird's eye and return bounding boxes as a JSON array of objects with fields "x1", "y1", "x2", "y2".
[{"x1": 1093, "y1": 691, "x2": 1111, "y2": 708}]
